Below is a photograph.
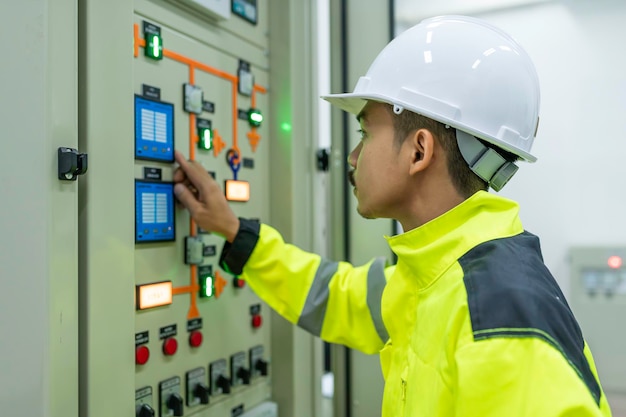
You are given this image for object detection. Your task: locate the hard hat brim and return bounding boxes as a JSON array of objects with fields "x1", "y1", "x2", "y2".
[{"x1": 321, "y1": 93, "x2": 369, "y2": 115}]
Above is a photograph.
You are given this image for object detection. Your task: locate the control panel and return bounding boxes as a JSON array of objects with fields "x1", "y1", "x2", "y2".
[
  {"x1": 569, "y1": 247, "x2": 626, "y2": 393},
  {"x1": 133, "y1": 1, "x2": 272, "y2": 415}
]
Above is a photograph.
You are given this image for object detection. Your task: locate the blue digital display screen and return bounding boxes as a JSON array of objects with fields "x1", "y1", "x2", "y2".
[
  {"x1": 232, "y1": 0, "x2": 257, "y2": 25},
  {"x1": 135, "y1": 180, "x2": 175, "y2": 243},
  {"x1": 134, "y1": 95, "x2": 174, "y2": 162}
]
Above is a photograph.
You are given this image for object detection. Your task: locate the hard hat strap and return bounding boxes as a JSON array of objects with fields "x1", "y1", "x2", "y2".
[{"x1": 456, "y1": 130, "x2": 519, "y2": 192}]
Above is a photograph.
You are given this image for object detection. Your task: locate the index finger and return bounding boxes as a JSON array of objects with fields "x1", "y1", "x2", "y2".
[{"x1": 174, "y1": 151, "x2": 208, "y2": 188}]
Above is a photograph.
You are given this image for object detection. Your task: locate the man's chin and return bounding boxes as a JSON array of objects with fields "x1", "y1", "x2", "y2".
[{"x1": 356, "y1": 205, "x2": 375, "y2": 220}]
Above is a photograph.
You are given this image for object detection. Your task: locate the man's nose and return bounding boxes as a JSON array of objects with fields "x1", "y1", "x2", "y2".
[{"x1": 348, "y1": 142, "x2": 362, "y2": 168}]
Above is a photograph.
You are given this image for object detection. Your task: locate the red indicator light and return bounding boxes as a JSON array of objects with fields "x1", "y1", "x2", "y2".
[
  {"x1": 135, "y1": 345, "x2": 150, "y2": 365},
  {"x1": 252, "y1": 314, "x2": 262, "y2": 329},
  {"x1": 189, "y1": 331, "x2": 203, "y2": 348},
  {"x1": 163, "y1": 337, "x2": 178, "y2": 356},
  {"x1": 608, "y1": 255, "x2": 622, "y2": 269}
]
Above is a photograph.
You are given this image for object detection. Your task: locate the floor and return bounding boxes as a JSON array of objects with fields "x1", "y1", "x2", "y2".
[{"x1": 607, "y1": 392, "x2": 626, "y2": 416}]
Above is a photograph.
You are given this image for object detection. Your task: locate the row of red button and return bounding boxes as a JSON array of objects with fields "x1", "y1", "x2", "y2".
[{"x1": 136, "y1": 315, "x2": 262, "y2": 365}]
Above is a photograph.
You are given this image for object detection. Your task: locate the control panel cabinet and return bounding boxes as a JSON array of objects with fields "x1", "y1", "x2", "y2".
[{"x1": 132, "y1": 0, "x2": 272, "y2": 415}]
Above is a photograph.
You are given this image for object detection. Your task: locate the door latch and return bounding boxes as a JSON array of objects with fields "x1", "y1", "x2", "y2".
[{"x1": 58, "y1": 147, "x2": 88, "y2": 181}]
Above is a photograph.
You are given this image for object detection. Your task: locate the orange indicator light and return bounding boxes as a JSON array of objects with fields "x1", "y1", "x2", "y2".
[
  {"x1": 225, "y1": 180, "x2": 250, "y2": 202},
  {"x1": 136, "y1": 281, "x2": 173, "y2": 310}
]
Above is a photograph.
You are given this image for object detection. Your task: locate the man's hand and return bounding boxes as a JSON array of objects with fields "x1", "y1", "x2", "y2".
[{"x1": 173, "y1": 151, "x2": 240, "y2": 242}]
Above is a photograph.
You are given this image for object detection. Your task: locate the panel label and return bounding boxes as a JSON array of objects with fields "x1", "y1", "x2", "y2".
[
  {"x1": 250, "y1": 303, "x2": 261, "y2": 315},
  {"x1": 202, "y1": 101, "x2": 215, "y2": 113},
  {"x1": 142, "y1": 84, "x2": 161, "y2": 101},
  {"x1": 159, "y1": 324, "x2": 177, "y2": 339},
  {"x1": 242, "y1": 158, "x2": 254, "y2": 169},
  {"x1": 135, "y1": 386, "x2": 152, "y2": 400},
  {"x1": 203, "y1": 245, "x2": 217, "y2": 257},
  {"x1": 135, "y1": 331, "x2": 149, "y2": 346},
  {"x1": 187, "y1": 318, "x2": 203, "y2": 331},
  {"x1": 143, "y1": 21, "x2": 161, "y2": 36},
  {"x1": 237, "y1": 109, "x2": 248, "y2": 120},
  {"x1": 198, "y1": 265, "x2": 213, "y2": 277},
  {"x1": 143, "y1": 167, "x2": 162, "y2": 180},
  {"x1": 231, "y1": 404, "x2": 245, "y2": 417},
  {"x1": 160, "y1": 376, "x2": 180, "y2": 390},
  {"x1": 197, "y1": 117, "x2": 212, "y2": 129}
]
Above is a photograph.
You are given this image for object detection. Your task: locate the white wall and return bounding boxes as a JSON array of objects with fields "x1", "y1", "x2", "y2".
[
  {"x1": 480, "y1": 0, "x2": 626, "y2": 297},
  {"x1": 398, "y1": 0, "x2": 626, "y2": 296}
]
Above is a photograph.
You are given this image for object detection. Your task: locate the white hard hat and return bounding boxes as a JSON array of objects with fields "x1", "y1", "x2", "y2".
[{"x1": 323, "y1": 15, "x2": 541, "y2": 163}]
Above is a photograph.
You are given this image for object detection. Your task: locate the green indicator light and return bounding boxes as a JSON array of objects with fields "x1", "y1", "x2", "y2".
[
  {"x1": 199, "y1": 275, "x2": 214, "y2": 298},
  {"x1": 152, "y1": 36, "x2": 160, "y2": 57},
  {"x1": 198, "y1": 128, "x2": 213, "y2": 150},
  {"x1": 145, "y1": 34, "x2": 163, "y2": 60},
  {"x1": 248, "y1": 108, "x2": 263, "y2": 128},
  {"x1": 280, "y1": 122, "x2": 292, "y2": 132}
]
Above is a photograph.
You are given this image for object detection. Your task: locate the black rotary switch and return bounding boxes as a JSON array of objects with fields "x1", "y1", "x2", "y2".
[
  {"x1": 255, "y1": 359, "x2": 269, "y2": 376},
  {"x1": 237, "y1": 367, "x2": 251, "y2": 385},
  {"x1": 166, "y1": 393, "x2": 184, "y2": 416},
  {"x1": 136, "y1": 403, "x2": 155, "y2": 417},
  {"x1": 194, "y1": 383, "x2": 210, "y2": 404},
  {"x1": 216, "y1": 375, "x2": 231, "y2": 394}
]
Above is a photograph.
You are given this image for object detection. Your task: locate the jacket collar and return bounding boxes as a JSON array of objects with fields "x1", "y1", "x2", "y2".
[{"x1": 385, "y1": 191, "x2": 523, "y2": 290}]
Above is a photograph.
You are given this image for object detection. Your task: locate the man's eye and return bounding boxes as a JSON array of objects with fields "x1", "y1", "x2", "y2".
[{"x1": 356, "y1": 129, "x2": 367, "y2": 139}]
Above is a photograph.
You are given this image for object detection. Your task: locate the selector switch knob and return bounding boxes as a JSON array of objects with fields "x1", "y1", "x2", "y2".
[
  {"x1": 136, "y1": 403, "x2": 155, "y2": 417},
  {"x1": 166, "y1": 393, "x2": 184, "y2": 416},
  {"x1": 255, "y1": 359, "x2": 269, "y2": 376},
  {"x1": 193, "y1": 383, "x2": 210, "y2": 404},
  {"x1": 237, "y1": 367, "x2": 251, "y2": 385},
  {"x1": 216, "y1": 375, "x2": 231, "y2": 394}
]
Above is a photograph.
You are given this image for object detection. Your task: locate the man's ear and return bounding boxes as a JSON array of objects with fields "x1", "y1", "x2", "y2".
[{"x1": 408, "y1": 128, "x2": 434, "y2": 175}]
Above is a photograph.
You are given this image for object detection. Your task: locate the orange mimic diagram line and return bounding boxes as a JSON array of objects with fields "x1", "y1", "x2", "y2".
[{"x1": 134, "y1": 23, "x2": 267, "y2": 319}]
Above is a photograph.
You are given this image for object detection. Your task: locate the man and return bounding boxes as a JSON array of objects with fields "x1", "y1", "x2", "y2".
[{"x1": 173, "y1": 15, "x2": 612, "y2": 416}]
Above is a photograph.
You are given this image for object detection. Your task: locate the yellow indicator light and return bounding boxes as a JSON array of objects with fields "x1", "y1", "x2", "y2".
[
  {"x1": 225, "y1": 180, "x2": 250, "y2": 202},
  {"x1": 136, "y1": 281, "x2": 172, "y2": 310}
]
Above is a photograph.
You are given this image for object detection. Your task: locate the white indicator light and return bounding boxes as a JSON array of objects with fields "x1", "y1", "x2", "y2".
[
  {"x1": 608, "y1": 255, "x2": 622, "y2": 269},
  {"x1": 136, "y1": 281, "x2": 173, "y2": 310},
  {"x1": 225, "y1": 180, "x2": 250, "y2": 202}
]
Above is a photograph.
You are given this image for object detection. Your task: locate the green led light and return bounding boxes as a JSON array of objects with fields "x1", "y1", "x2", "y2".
[
  {"x1": 248, "y1": 108, "x2": 263, "y2": 128},
  {"x1": 145, "y1": 34, "x2": 163, "y2": 60},
  {"x1": 198, "y1": 128, "x2": 213, "y2": 150},
  {"x1": 280, "y1": 122, "x2": 292, "y2": 132},
  {"x1": 199, "y1": 275, "x2": 214, "y2": 298}
]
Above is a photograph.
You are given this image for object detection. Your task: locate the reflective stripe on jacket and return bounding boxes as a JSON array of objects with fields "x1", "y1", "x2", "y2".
[{"x1": 220, "y1": 191, "x2": 612, "y2": 417}]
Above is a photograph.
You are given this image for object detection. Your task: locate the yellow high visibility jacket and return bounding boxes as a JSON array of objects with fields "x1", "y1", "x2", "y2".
[{"x1": 220, "y1": 191, "x2": 612, "y2": 416}]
